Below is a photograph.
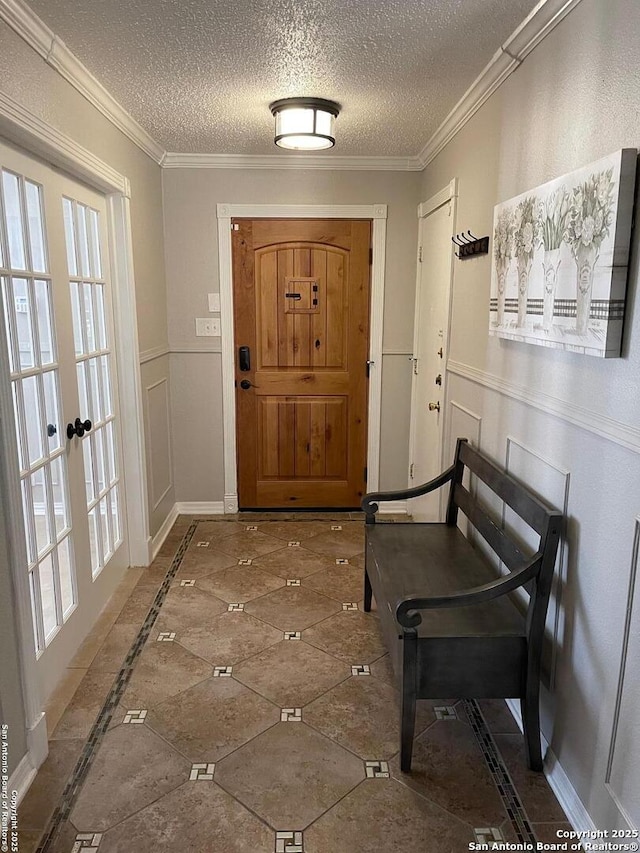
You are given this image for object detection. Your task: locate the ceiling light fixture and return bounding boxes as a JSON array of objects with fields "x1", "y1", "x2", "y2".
[{"x1": 269, "y1": 97, "x2": 340, "y2": 151}]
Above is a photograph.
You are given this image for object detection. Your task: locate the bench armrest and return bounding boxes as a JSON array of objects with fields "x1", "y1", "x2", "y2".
[
  {"x1": 361, "y1": 464, "x2": 455, "y2": 521},
  {"x1": 395, "y1": 554, "x2": 542, "y2": 629}
]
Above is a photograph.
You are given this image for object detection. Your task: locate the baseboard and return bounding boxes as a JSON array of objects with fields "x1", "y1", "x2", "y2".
[
  {"x1": 377, "y1": 500, "x2": 408, "y2": 515},
  {"x1": 175, "y1": 501, "x2": 226, "y2": 515},
  {"x1": 149, "y1": 503, "x2": 179, "y2": 561},
  {"x1": 9, "y1": 751, "x2": 37, "y2": 806},
  {"x1": 505, "y1": 698, "x2": 596, "y2": 832},
  {"x1": 12, "y1": 711, "x2": 49, "y2": 805}
]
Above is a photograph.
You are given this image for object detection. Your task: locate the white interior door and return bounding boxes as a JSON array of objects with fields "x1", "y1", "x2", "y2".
[
  {"x1": 0, "y1": 141, "x2": 128, "y2": 701},
  {"x1": 408, "y1": 197, "x2": 455, "y2": 521}
]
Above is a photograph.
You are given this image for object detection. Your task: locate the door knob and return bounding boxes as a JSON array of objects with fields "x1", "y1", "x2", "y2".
[
  {"x1": 239, "y1": 379, "x2": 259, "y2": 390},
  {"x1": 47, "y1": 423, "x2": 57, "y2": 437},
  {"x1": 66, "y1": 417, "x2": 92, "y2": 439},
  {"x1": 428, "y1": 402, "x2": 440, "y2": 413}
]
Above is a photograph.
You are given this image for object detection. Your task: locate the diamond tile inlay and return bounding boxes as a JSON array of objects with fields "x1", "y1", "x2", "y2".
[
  {"x1": 331, "y1": 525, "x2": 342, "y2": 531},
  {"x1": 157, "y1": 631, "x2": 176, "y2": 642},
  {"x1": 238, "y1": 558, "x2": 253, "y2": 565},
  {"x1": 196, "y1": 541, "x2": 210, "y2": 548},
  {"x1": 213, "y1": 666, "x2": 233, "y2": 677},
  {"x1": 288, "y1": 541, "x2": 301, "y2": 547},
  {"x1": 351, "y1": 664, "x2": 371, "y2": 676},
  {"x1": 72, "y1": 833, "x2": 102, "y2": 852},
  {"x1": 435, "y1": 705, "x2": 458, "y2": 720},
  {"x1": 179, "y1": 579, "x2": 195, "y2": 587},
  {"x1": 342, "y1": 602, "x2": 358, "y2": 611},
  {"x1": 284, "y1": 631, "x2": 301, "y2": 640},
  {"x1": 276, "y1": 830, "x2": 304, "y2": 852},
  {"x1": 281, "y1": 708, "x2": 302, "y2": 722},
  {"x1": 123, "y1": 710, "x2": 147, "y2": 724},
  {"x1": 246, "y1": 525, "x2": 258, "y2": 531},
  {"x1": 474, "y1": 827, "x2": 505, "y2": 844},
  {"x1": 228, "y1": 602, "x2": 245, "y2": 612},
  {"x1": 335, "y1": 558, "x2": 349, "y2": 565},
  {"x1": 286, "y1": 578, "x2": 301, "y2": 586},
  {"x1": 365, "y1": 760, "x2": 390, "y2": 778},
  {"x1": 190, "y1": 762, "x2": 216, "y2": 781}
]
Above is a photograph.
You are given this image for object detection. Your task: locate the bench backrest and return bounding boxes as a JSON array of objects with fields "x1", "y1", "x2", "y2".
[{"x1": 447, "y1": 438, "x2": 563, "y2": 640}]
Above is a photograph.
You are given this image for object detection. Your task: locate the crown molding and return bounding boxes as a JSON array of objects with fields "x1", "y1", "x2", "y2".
[
  {"x1": 416, "y1": 0, "x2": 584, "y2": 169},
  {"x1": 0, "y1": 0, "x2": 165, "y2": 164},
  {"x1": 161, "y1": 152, "x2": 423, "y2": 171}
]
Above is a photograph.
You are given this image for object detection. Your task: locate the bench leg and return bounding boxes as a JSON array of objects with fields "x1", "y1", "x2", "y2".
[
  {"x1": 364, "y1": 568, "x2": 372, "y2": 612},
  {"x1": 400, "y1": 630, "x2": 418, "y2": 772},
  {"x1": 521, "y1": 687, "x2": 543, "y2": 771}
]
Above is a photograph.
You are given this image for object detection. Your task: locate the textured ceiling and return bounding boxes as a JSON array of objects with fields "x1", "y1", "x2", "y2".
[{"x1": 28, "y1": 0, "x2": 539, "y2": 156}]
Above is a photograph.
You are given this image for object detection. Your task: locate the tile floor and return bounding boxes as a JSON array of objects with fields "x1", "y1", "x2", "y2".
[{"x1": 20, "y1": 514, "x2": 571, "y2": 853}]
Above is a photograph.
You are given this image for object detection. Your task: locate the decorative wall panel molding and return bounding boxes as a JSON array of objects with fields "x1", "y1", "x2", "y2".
[
  {"x1": 447, "y1": 360, "x2": 640, "y2": 455},
  {"x1": 145, "y1": 378, "x2": 173, "y2": 510},
  {"x1": 605, "y1": 517, "x2": 640, "y2": 830}
]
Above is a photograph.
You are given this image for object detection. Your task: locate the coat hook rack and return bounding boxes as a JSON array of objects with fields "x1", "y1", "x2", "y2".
[{"x1": 452, "y1": 230, "x2": 489, "y2": 259}]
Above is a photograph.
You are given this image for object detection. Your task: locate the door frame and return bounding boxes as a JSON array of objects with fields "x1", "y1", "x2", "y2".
[
  {"x1": 217, "y1": 203, "x2": 387, "y2": 513},
  {"x1": 0, "y1": 91, "x2": 149, "y2": 790},
  {"x1": 407, "y1": 180, "x2": 458, "y2": 516}
]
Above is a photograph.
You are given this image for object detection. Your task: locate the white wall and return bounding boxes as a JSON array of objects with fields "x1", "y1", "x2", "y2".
[
  {"x1": 0, "y1": 19, "x2": 173, "y2": 538},
  {"x1": 162, "y1": 167, "x2": 421, "y2": 501},
  {"x1": 421, "y1": 0, "x2": 640, "y2": 829}
]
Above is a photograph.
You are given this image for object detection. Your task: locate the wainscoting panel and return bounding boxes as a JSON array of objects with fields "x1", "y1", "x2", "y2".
[
  {"x1": 605, "y1": 517, "x2": 640, "y2": 829},
  {"x1": 145, "y1": 377, "x2": 173, "y2": 510},
  {"x1": 504, "y1": 437, "x2": 570, "y2": 691}
]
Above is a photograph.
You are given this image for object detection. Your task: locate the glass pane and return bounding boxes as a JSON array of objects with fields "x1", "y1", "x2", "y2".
[
  {"x1": 88, "y1": 357, "x2": 102, "y2": 423},
  {"x1": 2, "y1": 171, "x2": 27, "y2": 270},
  {"x1": 100, "y1": 496, "x2": 111, "y2": 563},
  {"x1": 77, "y1": 205, "x2": 90, "y2": 277},
  {"x1": 1, "y1": 277, "x2": 15, "y2": 373},
  {"x1": 38, "y1": 552, "x2": 58, "y2": 640},
  {"x1": 69, "y1": 281, "x2": 83, "y2": 355},
  {"x1": 83, "y1": 283, "x2": 95, "y2": 352},
  {"x1": 21, "y1": 477, "x2": 35, "y2": 564},
  {"x1": 35, "y1": 280, "x2": 54, "y2": 365},
  {"x1": 88, "y1": 506, "x2": 100, "y2": 575},
  {"x1": 13, "y1": 277, "x2": 35, "y2": 369},
  {"x1": 103, "y1": 420, "x2": 114, "y2": 485},
  {"x1": 42, "y1": 370, "x2": 61, "y2": 452},
  {"x1": 50, "y1": 455, "x2": 69, "y2": 538},
  {"x1": 100, "y1": 355, "x2": 112, "y2": 418},
  {"x1": 22, "y1": 375, "x2": 44, "y2": 465},
  {"x1": 82, "y1": 434, "x2": 95, "y2": 504},
  {"x1": 62, "y1": 198, "x2": 77, "y2": 275},
  {"x1": 29, "y1": 570, "x2": 42, "y2": 653},
  {"x1": 12, "y1": 382, "x2": 27, "y2": 473},
  {"x1": 95, "y1": 284, "x2": 107, "y2": 350},
  {"x1": 58, "y1": 536, "x2": 75, "y2": 618},
  {"x1": 31, "y1": 468, "x2": 51, "y2": 556},
  {"x1": 89, "y1": 208, "x2": 102, "y2": 278},
  {"x1": 94, "y1": 427, "x2": 106, "y2": 494},
  {"x1": 110, "y1": 486, "x2": 121, "y2": 547},
  {"x1": 76, "y1": 361, "x2": 89, "y2": 423},
  {"x1": 25, "y1": 181, "x2": 47, "y2": 273}
]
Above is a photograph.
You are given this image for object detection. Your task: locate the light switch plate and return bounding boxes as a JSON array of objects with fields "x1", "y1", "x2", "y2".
[
  {"x1": 195, "y1": 318, "x2": 221, "y2": 337},
  {"x1": 208, "y1": 293, "x2": 221, "y2": 313}
]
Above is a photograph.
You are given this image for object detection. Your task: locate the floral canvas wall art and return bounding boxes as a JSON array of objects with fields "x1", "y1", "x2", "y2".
[{"x1": 489, "y1": 149, "x2": 636, "y2": 357}]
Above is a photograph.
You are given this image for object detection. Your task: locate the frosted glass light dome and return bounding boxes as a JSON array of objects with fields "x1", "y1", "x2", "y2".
[{"x1": 270, "y1": 98, "x2": 340, "y2": 150}]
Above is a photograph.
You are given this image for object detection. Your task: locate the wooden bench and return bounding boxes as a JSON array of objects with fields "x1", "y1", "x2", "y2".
[{"x1": 361, "y1": 438, "x2": 562, "y2": 773}]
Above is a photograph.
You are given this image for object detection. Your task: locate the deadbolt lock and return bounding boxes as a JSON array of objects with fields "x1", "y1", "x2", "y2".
[
  {"x1": 437, "y1": 347, "x2": 443, "y2": 358},
  {"x1": 428, "y1": 401, "x2": 441, "y2": 413},
  {"x1": 435, "y1": 374, "x2": 442, "y2": 386}
]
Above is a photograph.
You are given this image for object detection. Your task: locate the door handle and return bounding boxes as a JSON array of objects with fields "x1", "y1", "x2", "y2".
[
  {"x1": 67, "y1": 417, "x2": 92, "y2": 439},
  {"x1": 428, "y1": 402, "x2": 440, "y2": 413},
  {"x1": 285, "y1": 292, "x2": 301, "y2": 300},
  {"x1": 239, "y1": 379, "x2": 259, "y2": 390}
]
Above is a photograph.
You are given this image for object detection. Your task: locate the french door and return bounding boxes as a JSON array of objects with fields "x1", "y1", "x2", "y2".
[{"x1": 0, "y1": 141, "x2": 128, "y2": 700}]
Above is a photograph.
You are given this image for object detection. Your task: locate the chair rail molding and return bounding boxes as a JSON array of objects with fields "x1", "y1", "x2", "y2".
[
  {"x1": 447, "y1": 359, "x2": 640, "y2": 455},
  {"x1": 216, "y1": 202, "x2": 387, "y2": 512}
]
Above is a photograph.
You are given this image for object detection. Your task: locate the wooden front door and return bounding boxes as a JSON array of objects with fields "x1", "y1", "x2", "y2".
[{"x1": 232, "y1": 218, "x2": 371, "y2": 509}]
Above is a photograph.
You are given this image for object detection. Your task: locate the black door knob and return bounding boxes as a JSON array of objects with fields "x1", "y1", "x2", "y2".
[
  {"x1": 47, "y1": 423, "x2": 57, "y2": 437},
  {"x1": 67, "y1": 417, "x2": 93, "y2": 439},
  {"x1": 240, "y1": 379, "x2": 251, "y2": 390}
]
